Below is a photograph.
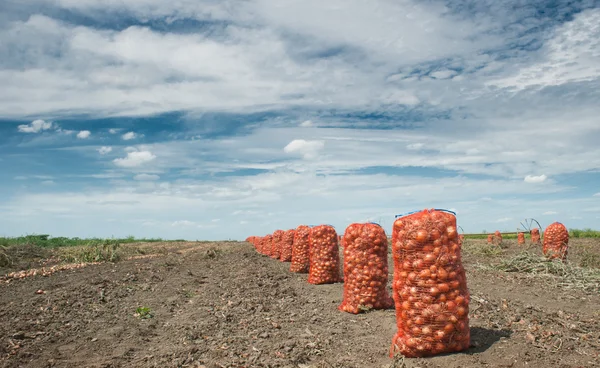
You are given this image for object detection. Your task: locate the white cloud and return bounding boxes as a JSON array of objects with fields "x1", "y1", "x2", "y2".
[
  {"x1": 300, "y1": 120, "x2": 313, "y2": 127},
  {"x1": 543, "y1": 211, "x2": 558, "y2": 215},
  {"x1": 133, "y1": 173, "x2": 160, "y2": 181},
  {"x1": 113, "y1": 150, "x2": 156, "y2": 168},
  {"x1": 283, "y1": 139, "x2": 324, "y2": 159},
  {"x1": 122, "y1": 132, "x2": 137, "y2": 140},
  {"x1": 109, "y1": 128, "x2": 120, "y2": 134},
  {"x1": 430, "y1": 69, "x2": 457, "y2": 80},
  {"x1": 524, "y1": 175, "x2": 547, "y2": 184},
  {"x1": 406, "y1": 143, "x2": 424, "y2": 150},
  {"x1": 76, "y1": 130, "x2": 91, "y2": 139},
  {"x1": 41, "y1": 180, "x2": 55, "y2": 185},
  {"x1": 17, "y1": 119, "x2": 52, "y2": 133},
  {"x1": 593, "y1": 193, "x2": 600, "y2": 197},
  {"x1": 98, "y1": 146, "x2": 112, "y2": 155},
  {"x1": 171, "y1": 220, "x2": 196, "y2": 227},
  {"x1": 489, "y1": 9, "x2": 600, "y2": 91},
  {"x1": 124, "y1": 146, "x2": 138, "y2": 153},
  {"x1": 495, "y1": 217, "x2": 512, "y2": 223}
]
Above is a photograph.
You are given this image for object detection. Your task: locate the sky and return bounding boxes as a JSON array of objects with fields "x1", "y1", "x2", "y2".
[{"x1": 1, "y1": 0, "x2": 600, "y2": 240}]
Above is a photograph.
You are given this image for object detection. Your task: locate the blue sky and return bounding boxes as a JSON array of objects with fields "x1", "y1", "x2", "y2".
[{"x1": 1, "y1": 0, "x2": 600, "y2": 240}]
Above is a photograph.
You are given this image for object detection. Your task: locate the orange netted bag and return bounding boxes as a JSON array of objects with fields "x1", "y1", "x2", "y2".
[
  {"x1": 391, "y1": 209, "x2": 470, "y2": 358},
  {"x1": 339, "y1": 223, "x2": 393, "y2": 314},
  {"x1": 255, "y1": 236, "x2": 263, "y2": 254},
  {"x1": 308, "y1": 225, "x2": 342, "y2": 284},
  {"x1": 280, "y1": 229, "x2": 295, "y2": 262},
  {"x1": 531, "y1": 228, "x2": 541, "y2": 244},
  {"x1": 486, "y1": 234, "x2": 493, "y2": 243},
  {"x1": 291, "y1": 225, "x2": 311, "y2": 273},
  {"x1": 517, "y1": 232, "x2": 525, "y2": 245},
  {"x1": 542, "y1": 222, "x2": 569, "y2": 260},
  {"x1": 493, "y1": 231, "x2": 502, "y2": 245},
  {"x1": 264, "y1": 235, "x2": 273, "y2": 257},
  {"x1": 271, "y1": 230, "x2": 284, "y2": 260}
]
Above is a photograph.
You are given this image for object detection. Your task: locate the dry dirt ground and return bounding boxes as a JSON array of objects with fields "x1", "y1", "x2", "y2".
[{"x1": 0, "y1": 239, "x2": 598, "y2": 368}]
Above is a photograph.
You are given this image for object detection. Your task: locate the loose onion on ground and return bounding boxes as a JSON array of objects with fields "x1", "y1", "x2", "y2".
[
  {"x1": 390, "y1": 209, "x2": 470, "y2": 358},
  {"x1": 308, "y1": 225, "x2": 342, "y2": 285},
  {"x1": 290, "y1": 225, "x2": 311, "y2": 273},
  {"x1": 338, "y1": 223, "x2": 393, "y2": 314},
  {"x1": 542, "y1": 222, "x2": 569, "y2": 261},
  {"x1": 280, "y1": 229, "x2": 295, "y2": 262}
]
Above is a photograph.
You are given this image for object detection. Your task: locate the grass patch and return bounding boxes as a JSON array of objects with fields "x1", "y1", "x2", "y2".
[
  {"x1": 569, "y1": 228, "x2": 600, "y2": 238},
  {"x1": 135, "y1": 306, "x2": 154, "y2": 319},
  {"x1": 0, "y1": 244, "x2": 11, "y2": 267},
  {"x1": 462, "y1": 241, "x2": 504, "y2": 257},
  {"x1": 491, "y1": 251, "x2": 600, "y2": 292},
  {"x1": 0, "y1": 235, "x2": 168, "y2": 249},
  {"x1": 58, "y1": 239, "x2": 122, "y2": 263}
]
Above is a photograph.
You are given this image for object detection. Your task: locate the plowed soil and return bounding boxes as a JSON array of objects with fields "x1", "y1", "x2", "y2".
[{"x1": 1, "y1": 239, "x2": 599, "y2": 368}]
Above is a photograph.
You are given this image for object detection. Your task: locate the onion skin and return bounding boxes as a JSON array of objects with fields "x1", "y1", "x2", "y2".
[
  {"x1": 542, "y1": 222, "x2": 569, "y2": 261},
  {"x1": 390, "y1": 209, "x2": 470, "y2": 358},
  {"x1": 339, "y1": 223, "x2": 394, "y2": 314},
  {"x1": 290, "y1": 225, "x2": 311, "y2": 273},
  {"x1": 308, "y1": 225, "x2": 342, "y2": 285}
]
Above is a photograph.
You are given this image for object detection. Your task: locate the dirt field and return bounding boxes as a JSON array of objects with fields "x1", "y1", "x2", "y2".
[{"x1": 1, "y1": 239, "x2": 598, "y2": 368}]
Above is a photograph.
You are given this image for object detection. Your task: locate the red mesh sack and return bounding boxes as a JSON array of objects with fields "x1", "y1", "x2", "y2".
[
  {"x1": 486, "y1": 234, "x2": 493, "y2": 243},
  {"x1": 542, "y1": 222, "x2": 569, "y2": 260},
  {"x1": 517, "y1": 232, "x2": 525, "y2": 245},
  {"x1": 280, "y1": 229, "x2": 295, "y2": 262},
  {"x1": 255, "y1": 236, "x2": 263, "y2": 254},
  {"x1": 308, "y1": 225, "x2": 342, "y2": 284},
  {"x1": 493, "y1": 231, "x2": 502, "y2": 245},
  {"x1": 339, "y1": 223, "x2": 393, "y2": 314},
  {"x1": 391, "y1": 209, "x2": 470, "y2": 358},
  {"x1": 271, "y1": 230, "x2": 284, "y2": 260},
  {"x1": 531, "y1": 228, "x2": 541, "y2": 244},
  {"x1": 264, "y1": 235, "x2": 273, "y2": 257},
  {"x1": 291, "y1": 225, "x2": 311, "y2": 273}
]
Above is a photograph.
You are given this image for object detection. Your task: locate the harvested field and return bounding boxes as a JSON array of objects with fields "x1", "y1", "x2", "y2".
[{"x1": 1, "y1": 239, "x2": 599, "y2": 368}]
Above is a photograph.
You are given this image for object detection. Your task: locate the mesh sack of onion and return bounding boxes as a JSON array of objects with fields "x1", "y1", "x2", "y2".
[
  {"x1": 531, "y1": 228, "x2": 541, "y2": 244},
  {"x1": 290, "y1": 225, "x2": 311, "y2": 273},
  {"x1": 264, "y1": 235, "x2": 273, "y2": 257},
  {"x1": 280, "y1": 229, "x2": 295, "y2": 262},
  {"x1": 542, "y1": 222, "x2": 569, "y2": 260},
  {"x1": 493, "y1": 231, "x2": 503, "y2": 245},
  {"x1": 390, "y1": 209, "x2": 471, "y2": 358},
  {"x1": 339, "y1": 223, "x2": 393, "y2": 314},
  {"x1": 308, "y1": 225, "x2": 342, "y2": 285},
  {"x1": 271, "y1": 230, "x2": 284, "y2": 260},
  {"x1": 486, "y1": 234, "x2": 493, "y2": 243},
  {"x1": 517, "y1": 232, "x2": 525, "y2": 245}
]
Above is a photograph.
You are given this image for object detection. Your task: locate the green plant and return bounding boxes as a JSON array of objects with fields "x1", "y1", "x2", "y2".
[
  {"x1": 135, "y1": 306, "x2": 153, "y2": 319},
  {"x1": 0, "y1": 244, "x2": 12, "y2": 267}
]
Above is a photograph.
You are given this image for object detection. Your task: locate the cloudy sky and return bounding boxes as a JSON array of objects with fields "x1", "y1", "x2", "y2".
[{"x1": 1, "y1": 0, "x2": 600, "y2": 240}]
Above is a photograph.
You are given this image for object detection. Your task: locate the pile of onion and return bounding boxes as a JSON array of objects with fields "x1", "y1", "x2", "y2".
[
  {"x1": 308, "y1": 225, "x2": 342, "y2": 284},
  {"x1": 390, "y1": 209, "x2": 471, "y2": 358},
  {"x1": 542, "y1": 222, "x2": 569, "y2": 260},
  {"x1": 290, "y1": 225, "x2": 311, "y2": 273},
  {"x1": 280, "y1": 229, "x2": 295, "y2": 262},
  {"x1": 531, "y1": 228, "x2": 541, "y2": 244},
  {"x1": 486, "y1": 234, "x2": 493, "y2": 243},
  {"x1": 339, "y1": 223, "x2": 393, "y2": 314},
  {"x1": 271, "y1": 230, "x2": 284, "y2": 260},
  {"x1": 517, "y1": 232, "x2": 525, "y2": 245}
]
